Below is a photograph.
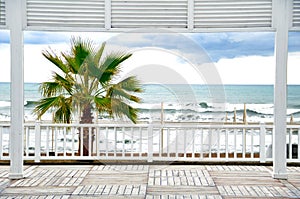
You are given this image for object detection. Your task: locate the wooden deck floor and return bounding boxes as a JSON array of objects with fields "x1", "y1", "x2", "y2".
[{"x1": 0, "y1": 165, "x2": 299, "y2": 198}]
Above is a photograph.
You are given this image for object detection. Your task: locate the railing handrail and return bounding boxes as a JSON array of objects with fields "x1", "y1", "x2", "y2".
[
  {"x1": 1, "y1": 121, "x2": 299, "y2": 163},
  {"x1": 1, "y1": 121, "x2": 299, "y2": 128}
]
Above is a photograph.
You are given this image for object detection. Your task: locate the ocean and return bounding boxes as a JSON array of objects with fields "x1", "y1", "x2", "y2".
[{"x1": 0, "y1": 82, "x2": 300, "y2": 123}]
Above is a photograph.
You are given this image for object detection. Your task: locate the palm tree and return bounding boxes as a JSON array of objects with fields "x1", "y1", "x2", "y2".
[{"x1": 33, "y1": 37, "x2": 142, "y2": 156}]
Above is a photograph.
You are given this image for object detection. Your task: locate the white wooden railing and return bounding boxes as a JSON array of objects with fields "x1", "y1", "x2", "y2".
[{"x1": 0, "y1": 122, "x2": 299, "y2": 163}]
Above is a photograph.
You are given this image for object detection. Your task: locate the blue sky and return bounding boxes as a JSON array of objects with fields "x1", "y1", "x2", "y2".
[
  {"x1": 0, "y1": 30, "x2": 300, "y2": 84},
  {"x1": 1, "y1": 31, "x2": 300, "y2": 61}
]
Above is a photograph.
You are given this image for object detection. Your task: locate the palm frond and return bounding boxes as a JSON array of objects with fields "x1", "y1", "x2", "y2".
[
  {"x1": 39, "y1": 82, "x2": 63, "y2": 97},
  {"x1": 94, "y1": 97, "x2": 112, "y2": 115},
  {"x1": 52, "y1": 72, "x2": 74, "y2": 95},
  {"x1": 115, "y1": 76, "x2": 143, "y2": 93},
  {"x1": 33, "y1": 96, "x2": 73, "y2": 123},
  {"x1": 42, "y1": 49, "x2": 69, "y2": 74},
  {"x1": 36, "y1": 37, "x2": 142, "y2": 124},
  {"x1": 111, "y1": 98, "x2": 138, "y2": 123},
  {"x1": 107, "y1": 86, "x2": 141, "y2": 103},
  {"x1": 61, "y1": 54, "x2": 79, "y2": 74},
  {"x1": 33, "y1": 96, "x2": 62, "y2": 119},
  {"x1": 53, "y1": 97, "x2": 72, "y2": 123},
  {"x1": 70, "y1": 37, "x2": 94, "y2": 74},
  {"x1": 94, "y1": 42, "x2": 106, "y2": 66},
  {"x1": 99, "y1": 53, "x2": 132, "y2": 84}
]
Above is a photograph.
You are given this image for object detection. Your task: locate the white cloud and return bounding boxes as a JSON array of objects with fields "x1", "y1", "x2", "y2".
[
  {"x1": 215, "y1": 55, "x2": 275, "y2": 84},
  {"x1": 215, "y1": 53, "x2": 300, "y2": 85},
  {"x1": 24, "y1": 44, "x2": 69, "y2": 82},
  {"x1": 287, "y1": 52, "x2": 300, "y2": 85},
  {"x1": 1, "y1": 43, "x2": 300, "y2": 85},
  {"x1": 119, "y1": 48, "x2": 206, "y2": 84},
  {"x1": 0, "y1": 44, "x2": 10, "y2": 82}
]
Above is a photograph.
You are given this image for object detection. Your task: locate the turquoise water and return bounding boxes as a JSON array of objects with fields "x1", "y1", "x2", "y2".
[{"x1": 0, "y1": 82, "x2": 300, "y2": 122}]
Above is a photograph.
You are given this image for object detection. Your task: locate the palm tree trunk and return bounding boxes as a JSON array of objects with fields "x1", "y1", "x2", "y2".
[{"x1": 79, "y1": 104, "x2": 94, "y2": 156}]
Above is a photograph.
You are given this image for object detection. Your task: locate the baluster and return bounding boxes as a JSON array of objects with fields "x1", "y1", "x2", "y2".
[
  {"x1": 122, "y1": 127, "x2": 125, "y2": 157},
  {"x1": 234, "y1": 128, "x2": 237, "y2": 159},
  {"x1": 131, "y1": 127, "x2": 134, "y2": 157},
  {"x1": 45, "y1": 127, "x2": 49, "y2": 157},
  {"x1": 80, "y1": 127, "x2": 83, "y2": 157},
  {"x1": 34, "y1": 121, "x2": 41, "y2": 162},
  {"x1": 139, "y1": 127, "x2": 142, "y2": 157},
  {"x1": 243, "y1": 128, "x2": 246, "y2": 158},
  {"x1": 148, "y1": 121, "x2": 153, "y2": 162},
  {"x1": 259, "y1": 123, "x2": 266, "y2": 163},
  {"x1": 105, "y1": 127, "x2": 108, "y2": 157},
  {"x1": 208, "y1": 128, "x2": 212, "y2": 158},
  {"x1": 63, "y1": 126, "x2": 67, "y2": 157},
  {"x1": 217, "y1": 129, "x2": 220, "y2": 159},
  {"x1": 288, "y1": 128, "x2": 292, "y2": 159},
  {"x1": 0, "y1": 126, "x2": 3, "y2": 159},
  {"x1": 200, "y1": 128, "x2": 203, "y2": 159},
  {"x1": 175, "y1": 128, "x2": 178, "y2": 158},
  {"x1": 71, "y1": 127, "x2": 75, "y2": 157},
  {"x1": 298, "y1": 128, "x2": 300, "y2": 160},
  {"x1": 251, "y1": 129, "x2": 254, "y2": 159},
  {"x1": 55, "y1": 127, "x2": 59, "y2": 156},
  {"x1": 184, "y1": 128, "x2": 187, "y2": 158},
  {"x1": 192, "y1": 128, "x2": 195, "y2": 159},
  {"x1": 225, "y1": 128, "x2": 228, "y2": 159},
  {"x1": 167, "y1": 128, "x2": 170, "y2": 158},
  {"x1": 89, "y1": 127, "x2": 92, "y2": 156},
  {"x1": 25, "y1": 126, "x2": 29, "y2": 157},
  {"x1": 114, "y1": 127, "x2": 117, "y2": 157}
]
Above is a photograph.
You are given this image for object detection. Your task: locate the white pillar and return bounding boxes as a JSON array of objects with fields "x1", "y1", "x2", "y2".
[
  {"x1": 7, "y1": 0, "x2": 24, "y2": 179},
  {"x1": 272, "y1": 0, "x2": 290, "y2": 180}
]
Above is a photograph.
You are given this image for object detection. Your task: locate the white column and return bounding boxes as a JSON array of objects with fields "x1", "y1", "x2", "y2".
[
  {"x1": 7, "y1": 0, "x2": 24, "y2": 179},
  {"x1": 105, "y1": 0, "x2": 111, "y2": 30},
  {"x1": 187, "y1": 0, "x2": 194, "y2": 30},
  {"x1": 272, "y1": 0, "x2": 290, "y2": 180}
]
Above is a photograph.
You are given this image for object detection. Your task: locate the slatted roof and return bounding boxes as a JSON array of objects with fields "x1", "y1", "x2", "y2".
[
  {"x1": 0, "y1": 0, "x2": 5, "y2": 27},
  {"x1": 193, "y1": 0, "x2": 272, "y2": 29},
  {"x1": 1, "y1": 0, "x2": 299, "y2": 32},
  {"x1": 293, "y1": 0, "x2": 300, "y2": 29}
]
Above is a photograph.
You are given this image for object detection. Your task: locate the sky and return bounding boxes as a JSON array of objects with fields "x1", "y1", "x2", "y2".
[{"x1": 0, "y1": 30, "x2": 300, "y2": 84}]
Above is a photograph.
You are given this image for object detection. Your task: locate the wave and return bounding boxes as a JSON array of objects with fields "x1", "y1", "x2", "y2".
[
  {"x1": 24, "y1": 100, "x2": 38, "y2": 107},
  {"x1": 1, "y1": 99, "x2": 300, "y2": 123},
  {"x1": 0, "y1": 100, "x2": 38, "y2": 108},
  {"x1": 0, "y1": 101, "x2": 10, "y2": 108},
  {"x1": 134, "y1": 102, "x2": 278, "y2": 115}
]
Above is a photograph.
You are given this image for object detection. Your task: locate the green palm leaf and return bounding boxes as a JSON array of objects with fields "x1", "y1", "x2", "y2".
[
  {"x1": 99, "y1": 53, "x2": 132, "y2": 84},
  {"x1": 42, "y1": 49, "x2": 69, "y2": 74},
  {"x1": 111, "y1": 98, "x2": 138, "y2": 123},
  {"x1": 34, "y1": 37, "x2": 143, "y2": 124}
]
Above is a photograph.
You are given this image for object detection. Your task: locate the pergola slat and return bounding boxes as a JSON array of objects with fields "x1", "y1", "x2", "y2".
[
  {"x1": 0, "y1": 0, "x2": 299, "y2": 31},
  {"x1": 194, "y1": 0, "x2": 272, "y2": 29},
  {"x1": 0, "y1": 0, "x2": 5, "y2": 28},
  {"x1": 293, "y1": 0, "x2": 300, "y2": 28},
  {"x1": 26, "y1": 0, "x2": 105, "y2": 28},
  {"x1": 111, "y1": 0, "x2": 188, "y2": 29}
]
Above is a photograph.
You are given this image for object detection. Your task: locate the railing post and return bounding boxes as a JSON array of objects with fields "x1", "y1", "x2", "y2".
[
  {"x1": 148, "y1": 121, "x2": 153, "y2": 162},
  {"x1": 0, "y1": 126, "x2": 2, "y2": 160},
  {"x1": 35, "y1": 120, "x2": 41, "y2": 163},
  {"x1": 260, "y1": 122, "x2": 266, "y2": 163}
]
